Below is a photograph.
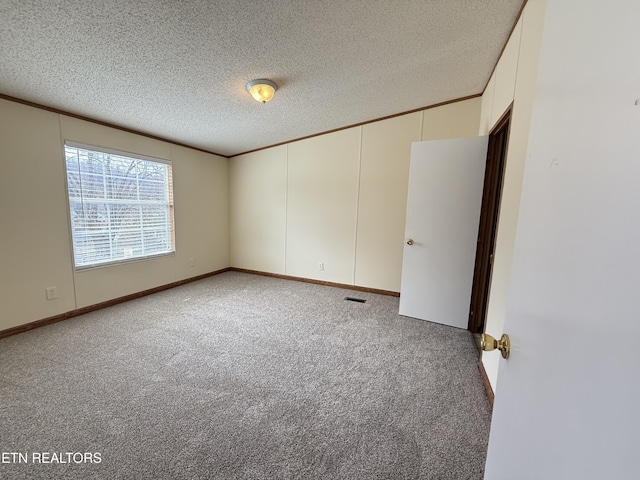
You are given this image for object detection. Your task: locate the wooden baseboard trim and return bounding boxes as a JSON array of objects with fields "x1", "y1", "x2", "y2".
[
  {"x1": 0, "y1": 268, "x2": 231, "y2": 340},
  {"x1": 0, "y1": 267, "x2": 398, "y2": 340},
  {"x1": 478, "y1": 360, "x2": 495, "y2": 409},
  {"x1": 229, "y1": 268, "x2": 401, "y2": 297}
]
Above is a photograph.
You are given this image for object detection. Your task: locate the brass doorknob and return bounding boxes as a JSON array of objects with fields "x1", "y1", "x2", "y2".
[
  {"x1": 480, "y1": 333, "x2": 510, "y2": 359},
  {"x1": 406, "y1": 239, "x2": 414, "y2": 245}
]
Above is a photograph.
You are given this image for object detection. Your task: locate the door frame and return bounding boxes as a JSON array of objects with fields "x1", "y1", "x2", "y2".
[{"x1": 467, "y1": 106, "x2": 512, "y2": 333}]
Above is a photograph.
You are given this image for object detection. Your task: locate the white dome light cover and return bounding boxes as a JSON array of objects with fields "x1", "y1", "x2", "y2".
[{"x1": 246, "y1": 79, "x2": 277, "y2": 103}]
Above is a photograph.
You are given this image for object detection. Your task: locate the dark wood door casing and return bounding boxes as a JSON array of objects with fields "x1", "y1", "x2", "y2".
[{"x1": 468, "y1": 108, "x2": 511, "y2": 333}]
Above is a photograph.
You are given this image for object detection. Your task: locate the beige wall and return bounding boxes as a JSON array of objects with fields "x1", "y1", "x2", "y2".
[
  {"x1": 0, "y1": 99, "x2": 229, "y2": 329},
  {"x1": 171, "y1": 144, "x2": 229, "y2": 280},
  {"x1": 356, "y1": 112, "x2": 422, "y2": 291},
  {"x1": 230, "y1": 146, "x2": 287, "y2": 274},
  {"x1": 287, "y1": 128, "x2": 361, "y2": 284},
  {"x1": 480, "y1": 0, "x2": 547, "y2": 390},
  {"x1": 0, "y1": 100, "x2": 77, "y2": 329},
  {"x1": 422, "y1": 97, "x2": 482, "y2": 141},
  {"x1": 229, "y1": 98, "x2": 481, "y2": 292}
]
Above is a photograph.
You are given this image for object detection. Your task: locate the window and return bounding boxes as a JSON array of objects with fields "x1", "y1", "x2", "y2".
[{"x1": 64, "y1": 143, "x2": 175, "y2": 269}]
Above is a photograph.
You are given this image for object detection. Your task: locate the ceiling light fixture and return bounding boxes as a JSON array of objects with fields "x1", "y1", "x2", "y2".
[{"x1": 246, "y1": 79, "x2": 277, "y2": 104}]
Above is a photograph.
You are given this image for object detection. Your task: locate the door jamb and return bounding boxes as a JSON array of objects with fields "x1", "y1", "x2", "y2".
[{"x1": 467, "y1": 105, "x2": 513, "y2": 333}]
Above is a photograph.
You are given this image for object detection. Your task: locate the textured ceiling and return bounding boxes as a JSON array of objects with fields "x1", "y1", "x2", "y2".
[{"x1": 0, "y1": 0, "x2": 525, "y2": 157}]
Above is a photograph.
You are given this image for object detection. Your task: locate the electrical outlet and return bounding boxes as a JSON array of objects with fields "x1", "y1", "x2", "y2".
[
  {"x1": 318, "y1": 262, "x2": 324, "y2": 271},
  {"x1": 188, "y1": 258, "x2": 195, "y2": 267},
  {"x1": 45, "y1": 286, "x2": 58, "y2": 300}
]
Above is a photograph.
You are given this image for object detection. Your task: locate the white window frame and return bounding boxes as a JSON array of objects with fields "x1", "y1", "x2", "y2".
[{"x1": 64, "y1": 142, "x2": 175, "y2": 270}]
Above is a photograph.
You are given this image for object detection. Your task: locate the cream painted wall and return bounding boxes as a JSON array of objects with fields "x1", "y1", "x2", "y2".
[
  {"x1": 355, "y1": 112, "x2": 422, "y2": 291},
  {"x1": 480, "y1": 0, "x2": 547, "y2": 390},
  {"x1": 230, "y1": 145, "x2": 287, "y2": 274},
  {"x1": 491, "y1": 20, "x2": 523, "y2": 127},
  {"x1": 171, "y1": 144, "x2": 229, "y2": 280},
  {"x1": 230, "y1": 98, "x2": 481, "y2": 292},
  {"x1": 0, "y1": 100, "x2": 76, "y2": 330},
  {"x1": 73, "y1": 256, "x2": 176, "y2": 308},
  {"x1": 422, "y1": 97, "x2": 482, "y2": 141},
  {"x1": 479, "y1": 75, "x2": 496, "y2": 136},
  {"x1": 286, "y1": 128, "x2": 361, "y2": 284},
  {"x1": 0, "y1": 100, "x2": 229, "y2": 327}
]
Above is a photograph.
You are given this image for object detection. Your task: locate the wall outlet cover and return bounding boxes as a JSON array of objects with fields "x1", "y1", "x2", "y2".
[{"x1": 45, "y1": 286, "x2": 58, "y2": 300}]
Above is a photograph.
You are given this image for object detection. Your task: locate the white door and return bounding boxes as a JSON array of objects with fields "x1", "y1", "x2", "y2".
[
  {"x1": 484, "y1": 2, "x2": 640, "y2": 478},
  {"x1": 399, "y1": 137, "x2": 488, "y2": 329}
]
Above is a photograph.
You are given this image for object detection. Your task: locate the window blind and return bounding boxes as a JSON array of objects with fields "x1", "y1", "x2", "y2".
[{"x1": 64, "y1": 143, "x2": 175, "y2": 269}]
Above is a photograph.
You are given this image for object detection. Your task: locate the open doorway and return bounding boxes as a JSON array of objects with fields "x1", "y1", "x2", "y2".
[{"x1": 468, "y1": 108, "x2": 511, "y2": 333}]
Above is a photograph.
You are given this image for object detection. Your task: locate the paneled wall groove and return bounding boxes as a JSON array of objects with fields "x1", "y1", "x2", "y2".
[
  {"x1": 57, "y1": 112, "x2": 80, "y2": 312},
  {"x1": 284, "y1": 145, "x2": 289, "y2": 274},
  {"x1": 352, "y1": 127, "x2": 364, "y2": 285},
  {"x1": 285, "y1": 127, "x2": 360, "y2": 284}
]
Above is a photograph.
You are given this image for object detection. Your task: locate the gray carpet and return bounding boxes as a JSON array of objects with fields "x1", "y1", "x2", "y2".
[{"x1": 0, "y1": 272, "x2": 491, "y2": 479}]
